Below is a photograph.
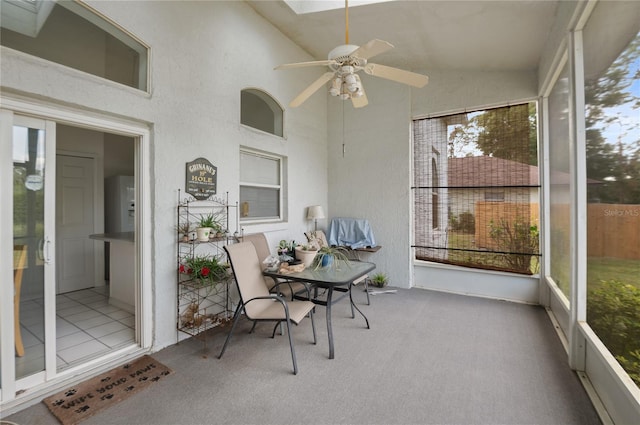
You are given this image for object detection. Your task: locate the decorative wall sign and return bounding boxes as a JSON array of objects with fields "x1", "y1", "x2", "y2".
[{"x1": 186, "y1": 157, "x2": 217, "y2": 200}]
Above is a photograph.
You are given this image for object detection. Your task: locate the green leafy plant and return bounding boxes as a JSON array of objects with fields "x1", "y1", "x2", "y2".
[
  {"x1": 312, "y1": 246, "x2": 350, "y2": 270},
  {"x1": 488, "y1": 217, "x2": 539, "y2": 274},
  {"x1": 298, "y1": 243, "x2": 318, "y2": 251},
  {"x1": 450, "y1": 211, "x2": 475, "y2": 234},
  {"x1": 199, "y1": 213, "x2": 216, "y2": 228},
  {"x1": 199, "y1": 212, "x2": 225, "y2": 235},
  {"x1": 176, "y1": 222, "x2": 192, "y2": 235},
  {"x1": 587, "y1": 279, "x2": 640, "y2": 387},
  {"x1": 370, "y1": 272, "x2": 388, "y2": 288},
  {"x1": 179, "y1": 255, "x2": 228, "y2": 286},
  {"x1": 277, "y1": 239, "x2": 297, "y2": 258}
]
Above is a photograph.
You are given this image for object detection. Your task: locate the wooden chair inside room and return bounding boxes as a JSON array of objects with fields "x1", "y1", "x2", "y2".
[{"x1": 14, "y1": 244, "x2": 27, "y2": 357}]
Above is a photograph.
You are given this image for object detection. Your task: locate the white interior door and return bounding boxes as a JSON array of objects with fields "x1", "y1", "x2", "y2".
[{"x1": 56, "y1": 155, "x2": 95, "y2": 294}]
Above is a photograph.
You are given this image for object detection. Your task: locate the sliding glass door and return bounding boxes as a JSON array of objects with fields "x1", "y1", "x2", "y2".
[
  {"x1": 13, "y1": 119, "x2": 48, "y2": 381},
  {"x1": 1, "y1": 113, "x2": 56, "y2": 399}
]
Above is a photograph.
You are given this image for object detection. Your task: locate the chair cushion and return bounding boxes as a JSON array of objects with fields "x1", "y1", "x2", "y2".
[{"x1": 249, "y1": 299, "x2": 315, "y2": 325}]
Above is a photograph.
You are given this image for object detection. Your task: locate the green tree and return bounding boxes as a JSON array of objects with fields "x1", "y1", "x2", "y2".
[
  {"x1": 448, "y1": 103, "x2": 538, "y2": 166},
  {"x1": 585, "y1": 32, "x2": 640, "y2": 204}
]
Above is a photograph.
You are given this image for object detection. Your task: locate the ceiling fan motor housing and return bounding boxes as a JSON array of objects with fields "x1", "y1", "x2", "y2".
[{"x1": 328, "y1": 44, "x2": 366, "y2": 70}]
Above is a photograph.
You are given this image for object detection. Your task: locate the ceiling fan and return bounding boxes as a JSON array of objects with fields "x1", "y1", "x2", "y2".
[{"x1": 274, "y1": 0, "x2": 429, "y2": 108}]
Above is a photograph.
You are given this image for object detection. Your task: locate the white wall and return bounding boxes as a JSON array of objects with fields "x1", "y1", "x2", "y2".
[
  {"x1": 327, "y1": 68, "x2": 538, "y2": 291},
  {"x1": 1, "y1": 0, "x2": 328, "y2": 350},
  {"x1": 414, "y1": 262, "x2": 540, "y2": 304},
  {"x1": 327, "y1": 78, "x2": 413, "y2": 287}
]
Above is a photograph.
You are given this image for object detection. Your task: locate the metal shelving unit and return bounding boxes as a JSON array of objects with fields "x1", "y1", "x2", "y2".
[{"x1": 176, "y1": 190, "x2": 239, "y2": 348}]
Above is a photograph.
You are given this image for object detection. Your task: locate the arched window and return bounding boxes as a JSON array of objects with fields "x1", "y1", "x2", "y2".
[{"x1": 240, "y1": 89, "x2": 283, "y2": 137}]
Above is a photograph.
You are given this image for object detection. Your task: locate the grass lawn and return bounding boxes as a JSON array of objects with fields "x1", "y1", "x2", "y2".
[
  {"x1": 588, "y1": 257, "x2": 640, "y2": 290},
  {"x1": 446, "y1": 232, "x2": 639, "y2": 287}
]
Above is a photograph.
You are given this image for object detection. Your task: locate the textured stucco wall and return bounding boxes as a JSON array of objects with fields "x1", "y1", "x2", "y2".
[{"x1": 1, "y1": 0, "x2": 328, "y2": 349}]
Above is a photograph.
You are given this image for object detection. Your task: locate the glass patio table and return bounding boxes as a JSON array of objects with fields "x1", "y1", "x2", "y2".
[{"x1": 263, "y1": 260, "x2": 375, "y2": 359}]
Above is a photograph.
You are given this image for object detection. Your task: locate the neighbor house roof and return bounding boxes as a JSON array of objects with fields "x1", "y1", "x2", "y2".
[
  {"x1": 448, "y1": 156, "x2": 601, "y2": 187},
  {"x1": 448, "y1": 156, "x2": 538, "y2": 187}
]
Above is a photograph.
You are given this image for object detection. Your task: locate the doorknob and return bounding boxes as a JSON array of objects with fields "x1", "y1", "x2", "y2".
[
  {"x1": 37, "y1": 238, "x2": 45, "y2": 261},
  {"x1": 44, "y1": 237, "x2": 52, "y2": 264}
]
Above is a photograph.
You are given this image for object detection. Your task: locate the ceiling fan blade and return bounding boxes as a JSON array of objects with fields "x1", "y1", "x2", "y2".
[
  {"x1": 351, "y1": 39, "x2": 394, "y2": 60},
  {"x1": 275, "y1": 60, "x2": 336, "y2": 70},
  {"x1": 364, "y1": 63, "x2": 429, "y2": 88},
  {"x1": 289, "y1": 72, "x2": 336, "y2": 107}
]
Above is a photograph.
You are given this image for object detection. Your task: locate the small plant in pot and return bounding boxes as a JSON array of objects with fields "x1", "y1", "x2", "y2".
[
  {"x1": 196, "y1": 213, "x2": 215, "y2": 241},
  {"x1": 295, "y1": 243, "x2": 318, "y2": 267},
  {"x1": 370, "y1": 272, "x2": 389, "y2": 288},
  {"x1": 277, "y1": 239, "x2": 297, "y2": 262},
  {"x1": 312, "y1": 246, "x2": 350, "y2": 270},
  {"x1": 208, "y1": 213, "x2": 225, "y2": 238},
  {"x1": 176, "y1": 222, "x2": 192, "y2": 242}
]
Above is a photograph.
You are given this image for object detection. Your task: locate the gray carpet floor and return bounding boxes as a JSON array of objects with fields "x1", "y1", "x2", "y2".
[{"x1": 6, "y1": 288, "x2": 602, "y2": 425}]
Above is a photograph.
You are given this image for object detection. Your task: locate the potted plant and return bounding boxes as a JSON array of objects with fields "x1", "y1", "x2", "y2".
[
  {"x1": 312, "y1": 246, "x2": 350, "y2": 270},
  {"x1": 179, "y1": 254, "x2": 228, "y2": 289},
  {"x1": 295, "y1": 243, "x2": 318, "y2": 267},
  {"x1": 212, "y1": 221, "x2": 226, "y2": 238},
  {"x1": 370, "y1": 272, "x2": 389, "y2": 288},
  {"x1": 176, "y1": 222, "x2": 192, "y2": 242},
  {"x1": 196, "y1": 213, "x2": 215, "y2": 241},
  {"x1": 277, "y1": 239, "x2": 297, "y2": 262}
]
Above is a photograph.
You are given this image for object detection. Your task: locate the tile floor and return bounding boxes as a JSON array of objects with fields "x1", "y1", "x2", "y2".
[{"x1": 16, "y1": 286, "x2": 136, "y2": 379}]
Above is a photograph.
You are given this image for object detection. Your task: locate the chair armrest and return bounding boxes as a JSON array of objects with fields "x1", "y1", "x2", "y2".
[
  {"x1": 244, "y1": 295, "x2": 290, "y2": 319},
  {"x1": 270, "y1": 279, "x2": 314, "y2": 298}
]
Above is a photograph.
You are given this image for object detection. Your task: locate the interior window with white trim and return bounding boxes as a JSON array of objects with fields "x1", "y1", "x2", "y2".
[
  {"x1": 240, "y1": 149, "x2": 284, "y2": 222},
  {"x1": 0, "y1": 0, "x2": 149, "y2": 91}
]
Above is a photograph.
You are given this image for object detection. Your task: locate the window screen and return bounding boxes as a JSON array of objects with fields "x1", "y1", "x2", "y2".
[{"x1": 413, "y1": 103, "x2": 541, "y2": 274}]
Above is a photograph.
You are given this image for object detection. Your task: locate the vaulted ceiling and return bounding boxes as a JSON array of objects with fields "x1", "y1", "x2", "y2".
[{"x1": 247, "y1": 0, "x2": 560, "y2": 74}]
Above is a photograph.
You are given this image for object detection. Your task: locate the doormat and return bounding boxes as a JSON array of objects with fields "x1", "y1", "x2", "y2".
[{"x1": 43, "y1": 355, "x2": 172, "y2": 425}]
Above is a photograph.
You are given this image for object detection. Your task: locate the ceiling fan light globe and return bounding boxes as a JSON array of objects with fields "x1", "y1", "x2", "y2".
[
  {"x1": 329, "y1": 77, "x2": 342, "y2": 96},
  {"x1": 346, "y1": 83, "x2": 358, "y2": 93},
  {"x1": 340, "y1": 65, "x2": 354, "y2": 75}
]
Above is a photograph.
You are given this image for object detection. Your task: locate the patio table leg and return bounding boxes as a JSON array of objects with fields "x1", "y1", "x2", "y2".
[
  {"x1": 326, "y1": 287, "x2": 334, "y2": 359},
  {"x1": 349, "y1": 283, "x2": 370, "y2": 329}
]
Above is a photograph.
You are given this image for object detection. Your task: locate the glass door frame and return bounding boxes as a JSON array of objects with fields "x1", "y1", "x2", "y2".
[
  {"x1": 0, "y1": 98, "x2": 152, "y2": 410},
  {"x1": 0, "y1": 112, "x2": 57, "y2": 398}
]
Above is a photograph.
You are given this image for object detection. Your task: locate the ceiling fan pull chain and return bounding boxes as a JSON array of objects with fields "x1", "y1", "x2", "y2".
[{"x1": 342, "y1": 101, "x2": 347, "y2": 158}]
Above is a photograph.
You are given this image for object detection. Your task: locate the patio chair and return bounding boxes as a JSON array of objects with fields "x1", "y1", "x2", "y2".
[
  {"x1": 219, "y1": 242, "x2": 317, "y2": 375},
  {"x1": 242, "y1": 232, "x2": 307, "y2": 300}
]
